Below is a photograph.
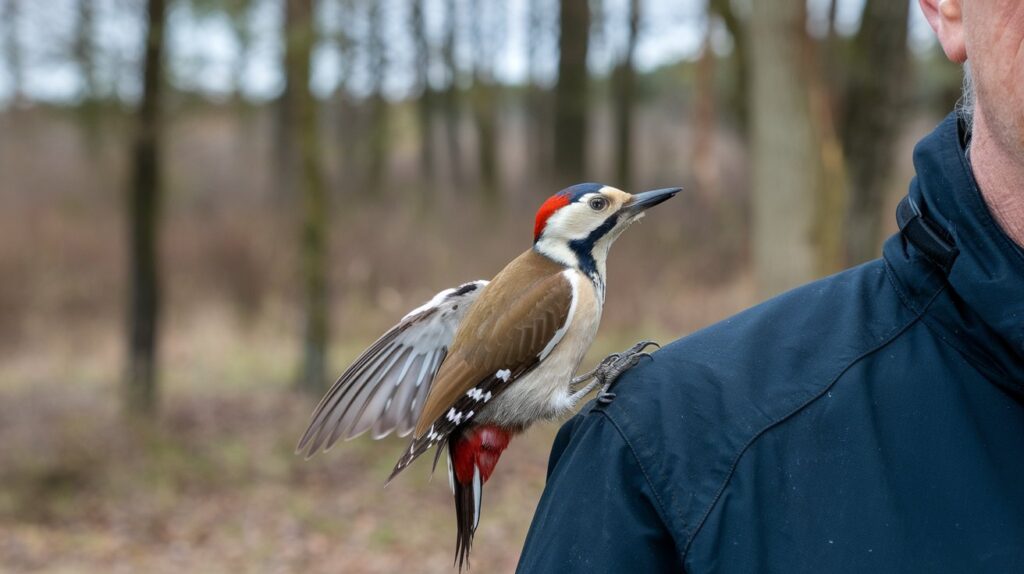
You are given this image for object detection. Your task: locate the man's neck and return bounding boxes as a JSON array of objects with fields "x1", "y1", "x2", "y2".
[{"x1": 970, "y1": 106, "x2": 1024, "y2": 249}]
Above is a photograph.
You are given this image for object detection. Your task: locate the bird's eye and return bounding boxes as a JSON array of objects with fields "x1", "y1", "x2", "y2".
[{"x1": 588, "y1": 197, "x2": 608, "y2": 211}]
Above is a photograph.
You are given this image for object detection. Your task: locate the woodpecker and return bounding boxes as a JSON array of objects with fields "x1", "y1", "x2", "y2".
[{"x1": 297, "y1": 183, "x2": 680, "y2": 569}]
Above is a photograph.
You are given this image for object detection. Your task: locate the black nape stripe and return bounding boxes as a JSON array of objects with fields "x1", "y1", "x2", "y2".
[
  {"x1": 569, "y1": 213, "x2": 619, "y2": 278},
  {"x1": 451, "y1": 282, "x2": 479, "y2": 297}
]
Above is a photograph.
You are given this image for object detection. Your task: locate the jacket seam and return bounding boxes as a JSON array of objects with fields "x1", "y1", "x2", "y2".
[
  {"x1": 680, "y1": 282, "x2": 944, "y2": 563},
  {"x1": 918, "y1": 311, "x2": 1013, "y2": 384},
  {"x1": 593, "y1": 409, "x2": 679, "y2": 555},
  {"x1": 885, "y1": 246, "x2": 1015, "y2": 385},
  {"x1": 884, "y1": 257, "x2": 928, "y2": 316}
]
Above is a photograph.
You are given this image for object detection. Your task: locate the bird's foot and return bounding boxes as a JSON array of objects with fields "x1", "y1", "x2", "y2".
[{"x1": 594, "y1": 340, "x2": 659, "y2": 405}]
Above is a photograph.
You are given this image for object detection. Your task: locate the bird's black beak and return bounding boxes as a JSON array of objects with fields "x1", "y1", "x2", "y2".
[{"x1": 623, "y1": 187, "x2": 682, "y2": 215}]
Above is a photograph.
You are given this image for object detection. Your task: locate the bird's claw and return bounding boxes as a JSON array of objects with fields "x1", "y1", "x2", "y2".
[
  {"x1": 593, "y1": 340, "x2": 660, "y2": 404},
  {"x1": 623, "y1": 339, "x2": 661, "y2": 356}
]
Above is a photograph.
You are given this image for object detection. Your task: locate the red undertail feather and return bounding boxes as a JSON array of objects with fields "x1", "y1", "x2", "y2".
[
  {"x1": 449, "y1": 425, "x2": 512, "y2": 570},
  {"x1": 453, "y1": 425, "x2": 511, "y2": 484}
]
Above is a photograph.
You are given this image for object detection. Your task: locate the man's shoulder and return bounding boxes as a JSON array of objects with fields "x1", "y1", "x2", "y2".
[
  {"x1": 610, "y1": 259, "x2": 911, "y2": 414},
  {"x1": 576, "y1": 259, "x2": 922, "y2": 547},
  {"x1": 612, "y1": 258, "x2": 916, "y2": 402}
]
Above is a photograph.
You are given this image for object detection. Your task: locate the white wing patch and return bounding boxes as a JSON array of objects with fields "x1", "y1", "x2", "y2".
[{"x1": 402, "y1": 285, "x2": 460, "y2": 321}]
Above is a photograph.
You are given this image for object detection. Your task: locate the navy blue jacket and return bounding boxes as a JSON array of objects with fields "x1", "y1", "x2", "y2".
[{"x1": 518, "y1": 114, "x2": 1024, "y2": 573}]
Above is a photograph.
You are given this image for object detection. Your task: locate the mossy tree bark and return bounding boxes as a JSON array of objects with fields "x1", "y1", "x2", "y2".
[
  {"x1": 412, "y1": 0, "x2": 436, "y2": 191},
  {"x1": 285, "y1": 0, "x2": 329, "y2": 395},
  {"x1": 125, "y1": 0, "x2": 167, "y2": 415},
  {"x1": 841, "y1": 0, "x2": 911, "y2": 264},
  {"x1": 749, "y1": 0, "x2": 819, "y2": 298},
  {"x1": 613, "y1": 0, "x2": 639, "y2": 189},
  {"x1": 553, "y1": 0, "x2": 590, "y2": 186}
]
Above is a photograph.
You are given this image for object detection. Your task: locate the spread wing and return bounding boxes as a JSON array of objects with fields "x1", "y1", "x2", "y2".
[
  {"x1": 389, "y1": 270, "x2": 576, "y2": 480},
  {"x1": 296, "y1": 281, "x2": 488, "y2": 457}
]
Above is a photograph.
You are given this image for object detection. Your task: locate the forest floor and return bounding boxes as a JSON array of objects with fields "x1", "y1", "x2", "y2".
[
  {"x1": 0, "y1": 309, "x2": 753, "y2": 574},
  {"x1": 0, "y1": 362, "x2": 555, "y2": 573}
]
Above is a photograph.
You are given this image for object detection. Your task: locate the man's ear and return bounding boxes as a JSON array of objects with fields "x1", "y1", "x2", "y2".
[{"x1": 918, "y1": 0, "x2": 967, "y2": 63}]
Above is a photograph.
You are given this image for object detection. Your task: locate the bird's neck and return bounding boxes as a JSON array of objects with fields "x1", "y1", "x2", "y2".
[{"x1": 532, "y1": 238, "x2": 608, "y2": 301}]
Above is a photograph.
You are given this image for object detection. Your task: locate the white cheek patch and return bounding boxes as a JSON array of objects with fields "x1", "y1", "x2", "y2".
[
  {"x1": 542, "y1": 199, "x2": 607, "y2": 241},
  {"x1": 535, "y1": 187, "x2": 632, "y2": 267}
]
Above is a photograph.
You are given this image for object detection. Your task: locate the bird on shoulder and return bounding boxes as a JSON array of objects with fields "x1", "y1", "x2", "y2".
[{"x1": 297, "y1": 182, "x2": 681, "y2": 569}]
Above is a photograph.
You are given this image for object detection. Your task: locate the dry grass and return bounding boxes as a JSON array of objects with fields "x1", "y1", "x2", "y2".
[
  {"x1": 0, "y1": 377, "x2": 555, "y2": 573},
  {"x1": 0, "y1": 276, "x2": 754, "y2": 573}
]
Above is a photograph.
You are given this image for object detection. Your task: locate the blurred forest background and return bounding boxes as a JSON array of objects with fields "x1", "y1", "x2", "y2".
[{"x1": 0, "y1": 0, "x2": 964, "y2": 572}]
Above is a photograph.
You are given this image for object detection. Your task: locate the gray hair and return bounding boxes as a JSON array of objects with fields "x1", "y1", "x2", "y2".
[{"x1": 958, "y1": 62, "x2": 975, "y2": 135}]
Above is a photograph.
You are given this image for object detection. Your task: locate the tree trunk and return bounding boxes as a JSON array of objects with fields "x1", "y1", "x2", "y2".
[
  {"x1": 74, "y1": 0, "x2": 98, "y2": 98},
  {"x1": 842, "y1": 0, "x2": 910, "y2": 264},
  {"x1": 228, "y1": 0, "x2": 254, "y2": 105},
  {"x1": 470, "y1": 0, "x2": 500, "y2": 203},
  {"x1": 334, "y1": 0, "x2": 357, "y2": 193},
  {"x1": 807, "y1": 48, "x2": 847, "y2": 277},
  {"x1": 824, "y1": 0, "x2": 839, "y2": 80},
  {"x1": 441, "y1": 0, "x2": 462, "y2": 189},
  {"x1": 525, "y1": 0, "x2": 550, "y2": 178},
  {"x1": 365, "y1": 0, "x2": 389, "y2": 193},
  {"x1": 227, "y1": 0, "x2": 257, "y2": 190},
  {"x1": 692, "y1": 21, "x2": 718, "y2": 200},
  {"x1": 470, "y1": 86, "x2": 499, "y2": 203},
  {"x1": 554, "y1": 0, "x2": 590, "y2": 185},
  {"x1": 749, "y1": 0, "x2": 818, "y2": 298},
  {"x1": 125, "y1": 0, "x2": 166, "y2": 415},
  {"x1": 274, "y1": 2, "x2": 296, "y2": 202},
  {"x1": 412, "y1": 0, "x2": 435, "y2": 188},
  {"x1": 284, "y1": 0, "x2": 329, "y2": 395},
  {"x1": 74, "y1": 0, "x2": 103, "y2": 153},
  {"x1": 710, "y1": 0, "x2": 749, "y2": 133},
  {"x1": 805, "y1": 0, "x2": 846, "y2": 276},
  {"x1": 612, "y1": 0, "x2": 638, "y2": 189},
  {"x1": 1, "y1": 0, "x2": 25, "y2": 106}
]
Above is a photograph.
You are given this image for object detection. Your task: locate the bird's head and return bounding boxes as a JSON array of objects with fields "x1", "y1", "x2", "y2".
[{"x1": 532, "y1": 183, "x2": 681, "y2": 280}]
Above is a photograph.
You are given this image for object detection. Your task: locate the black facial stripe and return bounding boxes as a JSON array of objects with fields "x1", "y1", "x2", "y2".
[{"x1": 569, "y1": 212, "x2": 620, "y2": 277}]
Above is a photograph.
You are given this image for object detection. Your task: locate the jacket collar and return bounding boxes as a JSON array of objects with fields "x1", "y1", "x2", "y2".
[{"x1": 883, "y1": 112, "x2": 1024, "y2": 388}]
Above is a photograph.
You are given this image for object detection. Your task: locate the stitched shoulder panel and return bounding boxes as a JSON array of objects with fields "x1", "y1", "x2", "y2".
[{"x1": 591, "y1": 260, "x2": 922, "y2": 560}]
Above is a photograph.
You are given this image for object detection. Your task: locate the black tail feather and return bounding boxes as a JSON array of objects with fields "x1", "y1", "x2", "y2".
[{"x1": 451, "y1": 447, "x2": 481, "y2": 571}]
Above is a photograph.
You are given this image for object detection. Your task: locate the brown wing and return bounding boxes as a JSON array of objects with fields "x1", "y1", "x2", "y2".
[
  {"x1": 416, "y1": 272, "x2": 573, "y2": 433},
  {"x1": 388, "y1": 257, "x2": 573, "y2": 480}
]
